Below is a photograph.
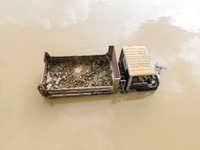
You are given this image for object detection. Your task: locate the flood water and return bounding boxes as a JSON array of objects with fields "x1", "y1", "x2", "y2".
[{"x1": 1, "y1": 0, "x2": 200, "y2": 149}]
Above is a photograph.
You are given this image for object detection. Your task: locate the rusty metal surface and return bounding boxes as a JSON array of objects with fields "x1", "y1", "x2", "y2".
[{"x1": 38, "y1": 46, "x2": 120, "y2": 97}]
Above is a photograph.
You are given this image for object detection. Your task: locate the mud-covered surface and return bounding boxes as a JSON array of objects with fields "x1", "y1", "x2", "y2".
[{"x1": 45, "y1": 56, "x2": 113, "y2": 89}]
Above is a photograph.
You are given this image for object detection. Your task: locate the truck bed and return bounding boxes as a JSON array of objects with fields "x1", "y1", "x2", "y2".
[{"x1": 38, "y1": 46, "x2": 120, "y2": 97}]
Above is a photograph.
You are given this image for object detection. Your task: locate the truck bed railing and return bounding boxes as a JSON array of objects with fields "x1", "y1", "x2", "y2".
[{"x1": 38, "y1": 46, "x2": 121, "y2": 97}]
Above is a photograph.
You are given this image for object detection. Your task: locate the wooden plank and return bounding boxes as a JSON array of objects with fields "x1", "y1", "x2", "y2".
[{"x1": 123, "y1": 46, "x2": 156, "y2": 76}]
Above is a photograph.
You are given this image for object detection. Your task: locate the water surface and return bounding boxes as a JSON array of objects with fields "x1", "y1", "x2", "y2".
[{"x1": 0, "y1": 0, "x2": 200, "y2": 150}]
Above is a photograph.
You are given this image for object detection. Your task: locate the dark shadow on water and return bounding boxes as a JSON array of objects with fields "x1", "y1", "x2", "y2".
[
  {"x1": 120, "y1": 90, "x2": 156, "y2": 102},
  {"x1": 44, "y1": 90, "x2": 156, "y2": 107}
]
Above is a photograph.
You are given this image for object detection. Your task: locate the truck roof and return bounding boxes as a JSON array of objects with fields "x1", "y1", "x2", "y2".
[{"x1": 122, "y1": 46, "x2": 156, "y2": 76}]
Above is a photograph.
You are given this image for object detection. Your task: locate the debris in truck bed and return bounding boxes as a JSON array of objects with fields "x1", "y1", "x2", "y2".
[{"x1": 45, "y1": 56, "x2": 113, "y2": 89}]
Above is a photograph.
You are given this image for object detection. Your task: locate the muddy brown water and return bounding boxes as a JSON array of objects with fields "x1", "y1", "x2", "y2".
[{"x1": 1, "y1": 0, "x2": 200, "y2": 150}]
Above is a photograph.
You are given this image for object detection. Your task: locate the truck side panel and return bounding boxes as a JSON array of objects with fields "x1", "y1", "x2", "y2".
[{"x1": 38, "y1": 46, "x2": 120, "y2": 97}]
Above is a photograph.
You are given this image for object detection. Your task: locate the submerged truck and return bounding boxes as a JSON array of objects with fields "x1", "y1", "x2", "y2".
[{"x1": 38, "y1": 46, "x2": 160, "y2": 97}]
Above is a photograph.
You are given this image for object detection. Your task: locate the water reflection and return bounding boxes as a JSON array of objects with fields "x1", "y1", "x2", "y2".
[
  {"x1": 178, "y1": 36, "x2": 200, "y2": 86},
  {"x1": 0, "y1": 0, "x2": 199, "y2": 33},
  {"x1": 0, "y1": 0, "x2": 94, "y2": 28},
  {"x1": 170, "y1": 81, "x2": 183, "y2": 94},
  {"x1": 168, "y1": 5, "x2": 200, "y2": 32},
  {"x1": 44, "y1": 91, "x2": 155, "y2": 106},
  {"x1": 117, "y1": 17, "x2": 194, "y2": 58},
  {"x1": 179, "y1": 36, "x2": 200, "y2": 65}
]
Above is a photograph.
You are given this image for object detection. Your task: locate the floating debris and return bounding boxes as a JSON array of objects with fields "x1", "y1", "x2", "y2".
[{"x1": 155, "y1": 63, "x2": 167, "y2": 74}]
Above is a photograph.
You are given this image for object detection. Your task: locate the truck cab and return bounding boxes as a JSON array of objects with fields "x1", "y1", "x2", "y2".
[{"x1": 118, "y1": 46, "x2": 160, "y2": 92}]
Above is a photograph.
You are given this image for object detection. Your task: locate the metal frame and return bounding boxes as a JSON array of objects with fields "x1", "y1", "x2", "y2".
[{"x1": 38, "y1": 46, "x2": 120, "y2": 97}]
